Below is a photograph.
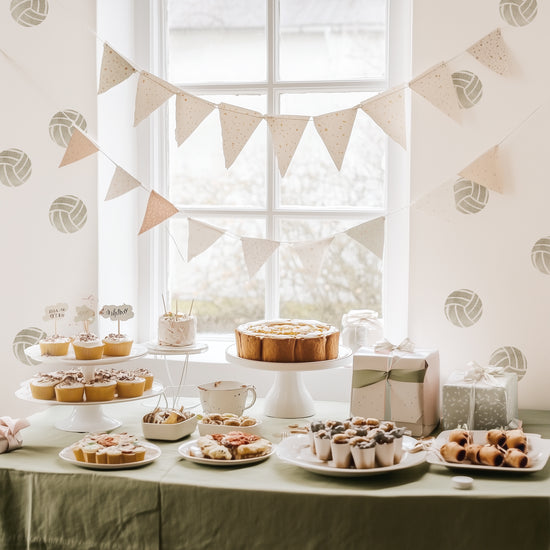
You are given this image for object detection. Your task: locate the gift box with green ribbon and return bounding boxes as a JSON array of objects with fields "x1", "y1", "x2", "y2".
[{"x1": 350, "y1": 339, "x2": 440, "y2": 437}]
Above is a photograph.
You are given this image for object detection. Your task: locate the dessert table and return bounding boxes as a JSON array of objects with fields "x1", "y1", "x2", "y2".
[{"x1": 0, "y1": 399, "x2": 549, "y2": 550}]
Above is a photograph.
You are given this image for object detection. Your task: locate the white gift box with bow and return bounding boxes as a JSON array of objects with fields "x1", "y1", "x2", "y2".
[
  {"x1": 350, "y1": 339, "x2": 440, "y2": 437},
  {"x1": 0, "y1": 417, "x2": 30, "y2": 453}
]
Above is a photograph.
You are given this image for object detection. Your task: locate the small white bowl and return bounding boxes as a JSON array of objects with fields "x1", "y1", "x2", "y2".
[
  {"x1": 141, "y1": 413, "x2": 198, "y2": 441},
  {"x1": 197, "y1": 419, "x2": 262, "y2": 437}
]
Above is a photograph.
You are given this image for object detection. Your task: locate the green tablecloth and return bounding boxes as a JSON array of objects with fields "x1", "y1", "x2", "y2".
[{"x1": 1, "y1": 399, "x2": 549, "y2": 550}]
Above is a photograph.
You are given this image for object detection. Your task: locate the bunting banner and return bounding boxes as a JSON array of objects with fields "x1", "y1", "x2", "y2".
[
  {"x1": 59, "y1": 128, "x2": 98, "y2": 167},
  {"x1": 458, "y1": 145, "x2": 501, "y2": 192},
  {"x1": 409, "y1": 62, "x2": 461, "y2": 123},
  {"x1": 345, "y1": 217, "x2": 385, "y2": 259},
  {"x1": 138, "y1": 190, "x2": 179, "y2": 235},
  {"x1": 467, "y1": 28, "x2": 511, "y2": 76},
  {"x1": 175, "y1": 92, "x2": 216, "y2": 146},
  {"x1": 411, "y1": 180, "x2": 454, "y2": 218},
  {"x1": 105, "y1": 166, "x2": 141, "y2": 201},
  {"x1": 292, "y1": 237, "x2": 334, "y2": 279},
  {"x1": 313, "y1": 107, "x2": 358, "y2": 171},
  {"x1": 134, "y1": 72, "x2": 175, "y2": 127},
  {"x1": 241, "y1": 237, "x2": 280, "y2": 278},
  {"x1": 187, "y1": 218, "x2": 224, "y2": 261},
  {"x1": 98, "y1": 43, "x2": 137, "y2": 95},
  {"x1": 266, "y1": 115, "x2": 310, "y2": 177}
]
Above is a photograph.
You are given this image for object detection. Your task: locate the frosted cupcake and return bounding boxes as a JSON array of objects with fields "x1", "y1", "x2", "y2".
[
  {"x1": 54, "y1": 375, "x2": 85, "y2": 402},
  {"x1": 102, "y1": 333, "x2": 133, "y2": 357},
  {"x1": 29, "y1": 373, "x2": 59, "y2": 400},
  {"x1": 350, "y1": 437, "x2": 376, "y2": 469},
  {"x1": 39, "y1": 334, "x2": 72, "y2": 356},
  {"x1": 72, "y1": 332, "x2": 105, "y2": 360},
  {"x1": 116, "y1": 372, "x2": 146, "y2": 398},
  {"x1": 84, "y1": 372, "x2": 117, "y2": 402},
  {"x1": 133, "y1": 368, "x2": 154, "y2": 391}
]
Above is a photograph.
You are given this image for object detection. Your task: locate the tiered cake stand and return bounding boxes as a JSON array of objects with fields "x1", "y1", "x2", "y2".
[
  {"x1": 225, "y1": 345, "x2": 352, "y2": 418},
  {"x1": 18, "y1": 344, "x2": 163, "y2": 432}
]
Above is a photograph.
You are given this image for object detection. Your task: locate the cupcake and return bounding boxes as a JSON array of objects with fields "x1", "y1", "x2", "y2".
[
  {"x1": 106, "y1": 447, "x2": 123, "y2": 464},
  {"x1": 330, "y1": 433, "x2": 352, "y2": 468},
  {"x1": 389, "y1": 427, "x2": 406, "y2": 464},
  {"x1": 72, "y1": 332, "x2": 105, "y2": 360},
  {"x1": 133, "y1": 368, "x2": 154, "y2": 391},
  {"x1": 54, "y1": 375, "x2": 85, "y2": 402},
  {"x1": 29, "y1": 373, "x2": 59, "y2": 400},
  {"x1": 82, "y1": 442, "x2": 101, "y2": 463},
  {"x1": 313, "y1": 429, "x2": 332, "y2": 461},
  {"x1": 102, "y1": 333, "x2": 133, "y2": 357},
  {"x1": 84, "y1": 371, "x2": 117, "y2": 402},
  {"x1": 116, "y1": 372, "x2": 146, "y2": 399},
  {"x1": 96, "y1": 447, "x2": 109, "y2": 464},
  {"x1": 374, "y1": 432, "x2": 395, "y2": 467},
  {"x1": 350, "y1": 437, "x2": 376, "y2": 469},
  {"x1": 308, "y1": 420, "x2": 326, "y2": 454},
  {"x1": 39, "y1": 334, "x2": 72, "y2": 356}
]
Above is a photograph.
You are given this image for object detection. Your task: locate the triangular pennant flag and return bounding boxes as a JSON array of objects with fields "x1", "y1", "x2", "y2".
[
  {"x1": 345, "y1": 217, "x2": 385, "y2": 259},
  {"x1": 241, "y1": 237, "x2": 279, "y2": 278},
  {"x1": 411, "y1": 180, "x2": 454, "y2": 218},
  {"x1": 409, "y1": 62, "x2": 461, "y2": 123},
  {"x1": 98, "y1": 43, "x2": 137, "y2": 94},
  {"x1": 105, "y1": 166, "x2": 141, "y2": 201},
  {"x1": 175, "y1": 92, "x2": 216, "y2": 146},
  {"x1": 138, "y1": 190, "x2": 179, "y2": 235},
  {"x1": 292, "y1": 237, "x2": 334, "y2": 279},
  {"x1": 59, "y1": 128, "x2": 98, "y2": 167},
  {"x1": 134, "y1": 72, "x2": 175, "y2": 127},
  {"x1": 360, "y1": 86, "x2": 407, "y2": 149},
  {"x1": 266, "y1": 115, "x2": 310, "y2": 177},
  {"x1": 458, "y1": 145, "x2": 501, "y2": 192},
  {"x1": 187, "y1": 218, "x2": 224, "y2": 261},
  {"x1": 313, "y1": 107, "x2": 358, "y2": 170},
  {"x1": 218, "y1": 103, "x2": 263, "y2": 169},
  {"x1": 467, "y1": 28, "x2": 511, "y2": 76}
]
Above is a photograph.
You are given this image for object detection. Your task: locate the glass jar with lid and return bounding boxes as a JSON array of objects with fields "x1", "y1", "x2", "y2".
[{"x1": 341, "y1": 310, "x2": 384, "y2": 352}]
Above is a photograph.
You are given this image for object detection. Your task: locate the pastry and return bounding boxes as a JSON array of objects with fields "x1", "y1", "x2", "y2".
[
  {"x1": 235, "y1": 319, "x2": 339, "y2": 362},
  {"x1": 39, "y1": 334, "x2": 72, "y2": 356},
  {"x1": 72, "y1": 332, "x2": 105, "y2": 360},
  {"x1": 158, "y1": 313, "x2": 197, "y2": 346},
  {"x1": 465, "y1": 444, "x2": 483, "y2": 464},
  {"x1": 440, "y1": 441, "x2": 466, "y2": 463},
  {"x1": 374, "y1": 432, "x2": 395, "y2": 467},
  {"x1": 448, "y1": 429, "x2": 471, "y2": 446},
  {"x1": 54, "y1": 375, "x2": 84, "y2": 402},
  {"x1": 69, "y1": 432, "x2": 145, "y2": 464},
  {"x1": 504, "y1": 448, "x2": 529, "y2": 468},
  {"x1": 102, "y1": 333, "x2": 133, "y2": 357},
  {"x1": 116, "y1": 372, "x2": 146, "y2": 398},
  {"x1": 505, "y1": 429, "x2": 527, "y2": 452},
  {"x1": 313, "y1": 429, "x2": 332, "y2": 461},
  {"x1": 486, "y1": 429, "x2": 507, "y2": 447},
  {"x1": 478, "y1": 444, "x2": 504, "y2": 467},
  {"x1": 197, "y1": 435, "x2": 232, "y2": 460}
]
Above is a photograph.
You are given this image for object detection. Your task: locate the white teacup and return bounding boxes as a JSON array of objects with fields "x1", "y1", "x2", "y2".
[{"x1": 198, "y1": 381, "x2": 257, "y2": 416}]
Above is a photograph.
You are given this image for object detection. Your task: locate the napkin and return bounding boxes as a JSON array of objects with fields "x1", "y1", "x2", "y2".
[{"x1": 0, "y1": 416, "x2": 30, "y2": 453}]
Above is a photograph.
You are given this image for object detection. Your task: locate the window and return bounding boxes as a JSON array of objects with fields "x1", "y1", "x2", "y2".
[{"x1": 140, "y1": 0, "x2": 409, "y2": 338}]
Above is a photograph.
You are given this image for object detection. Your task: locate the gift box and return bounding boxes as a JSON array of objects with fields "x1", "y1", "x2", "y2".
[
  {"x1": 350, "y1": 340, "x2": 440, "y2": 437},
  {"x1": 441, "y1": 363, "x2": 518, "y2": 430}
]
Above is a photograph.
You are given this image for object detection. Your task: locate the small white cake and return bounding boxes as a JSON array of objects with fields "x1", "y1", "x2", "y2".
[{"x1": 158, "y1": 313, "x2": 197, "y2": 347}]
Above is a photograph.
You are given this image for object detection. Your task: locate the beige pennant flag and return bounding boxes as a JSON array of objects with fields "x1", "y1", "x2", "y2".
[
  {"x1": 292, "y1": 237, "x2": 334, "y2": 279},
  {"x1": 187, "y1": 218, "x2": 224, "y2": 261},
  {"x1": 138, "y1": 190, "x2": 179, "y2": 235},
  {"x1": 219, "y1": 103, "x2": 263, "y2": 169},
  {"x1": 266, "y1": 115, "x2": 310, "y2": 177},
  {"x1": 361, "y1": 86, "x2": 407, "y2": 149},
  {"x1": 345, "y1": 217, "x2": 385, "y2": 259},
  {"x1": 98, "y1": 43, "x2": 137, "y2": 94},
  {"x1": 134, "y1": 72, "x2": 175, "y2": 127},
  {"x1": 467, "y1": 29, "x2": 510, "y2": 76},
  {"x1": 411, "y1": 180, "x2": 454, "y2": 218},
  {"x1": 59, "y1": 128, "x2": 98, "y2": 167},
  {"x1": 241, "y1": 237, "x2": 279, "y2": 278},
  {"x1": 313, "y1": 107, "x2": 358, "y2": 170},
  {"x1": 458, "y1": 145, "x2": 501, "y2": 192},
  {"x1": 105, "y1": 166, "x2": 141, "y2": 201},
  {"x1": 175, "y1": 92, "x2": 216, "y2": 146},
  {"x1": 409, "y1": 62, "x2": 461, "y2": 123}
]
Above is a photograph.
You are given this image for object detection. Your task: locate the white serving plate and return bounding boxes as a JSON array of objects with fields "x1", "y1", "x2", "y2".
[
  {"x1": 145, "y1": 342, "x2": 208, "y2": 355},
  {"x1": 276, "y1": 434, "x2": 426, "y2": 477},
  {"x1": 197, "y1": 419, "x2": 262, "y2": 437},
  {"x1": 178, "y1": 439, "x2": 274, "y2": 466},
  {"x1": 427, "y1": 430, "x2": 550, "y2": 473},
  {"x1": 59, "y1": 442, "x2": 161, "y2": 470},
  {"x1": 25, "y1": 344, "x2": 148, "y2": 366}
]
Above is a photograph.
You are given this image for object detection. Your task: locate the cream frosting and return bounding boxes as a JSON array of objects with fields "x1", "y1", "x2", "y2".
[
  {"x1": 103, "y1": 333, "x2": 132, "y2": 344},
  {"x1": 158, "y1": 314, "x2": 196, "y2": 346},
  {"x1": 73, "y1": 332, "x2": 103, "y2": 348}
]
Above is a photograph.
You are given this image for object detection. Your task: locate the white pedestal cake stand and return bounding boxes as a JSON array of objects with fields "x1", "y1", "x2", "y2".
[{"x1": 225, "y1": 345, "x2": 352, "y2": 418}]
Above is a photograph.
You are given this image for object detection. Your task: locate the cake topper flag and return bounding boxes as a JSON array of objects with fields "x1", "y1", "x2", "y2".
[
  {"x1": 360, "y1": 86, "x2": 407, "y2": 149},
  {"x1": 313, "y1": 107, "x2": 358, "y2": 171},
  {"x1": 138, "y1": 191, "x2": 179, "y2": 235},
  {"x1": 134, "y1": 72, "x2": 176, "y2": 127},
  {"x1": 241, "y1": 237, "x2": 280, "y2": 278},
  {"x1": 98, "y1": 43, "x2": 137, "y2": 94},
  {"x1": 266, "y1": 115, "x2": 310, "y2": 177},
  {"x1": 187, "y1": 218, "x2": 224, "y2": 261},
  {"x1": 175, "y1": 92, "x2": 216, "y2": 146},
  {"x1": 105, "y1": 166, "x2": 141, "y2": 201},
  {"x1": 292, "y1": 237, "x2": 334, "y2": 279},
  {"x1": 467, "y1": 28, "x2": 511, "y2": 76},
  {"x1": 74, "y1": 305, "x2": 95, "y2": 333},
  {"x1": 218, "y1": 103, "x2": 263, "y2": 169},
  {"x1": 345, "y1": 217, "x2": 385, "y2": 259},
  {"x1": 409, "y1": 62, "x2": 461, "y2": 123},
  {"x1": 43, "y1": 303, "x2": 68, "y2": 336},
  {"x1": 99, "y1": 304, "x2": 134, "y2": 335},
  {"x1": 458, "y1": 145, "x2": 501, "y2": 193},
  {"x1": 59, "y1": 128, "x2": 98, "y2": 167}
]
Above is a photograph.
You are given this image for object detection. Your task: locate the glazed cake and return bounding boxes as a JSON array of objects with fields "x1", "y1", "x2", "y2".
[
  {"x1": 158, "y1": 313, "x2": 196, "y2": 347},
  {"x1": 235, "y1": 319, "x2": 339, "y2": 362}
]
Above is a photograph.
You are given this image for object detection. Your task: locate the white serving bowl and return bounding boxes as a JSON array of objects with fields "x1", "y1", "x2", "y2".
[
  {"x1": 197, "y1": 419, "x2": 262, "y2": 437},
  {"x1": 141, "y1": 412, "x2": 198, "y2": 441}
]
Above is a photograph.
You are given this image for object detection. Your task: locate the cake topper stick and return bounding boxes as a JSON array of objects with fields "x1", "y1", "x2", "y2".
[
  {"x1": 188, "y1": 299, "x2": 195, "y2": 317},
  {"x1": 162, "y1": 294, "x2": 167, "y2": 315},
  {"x1": 176, "y1": 300, "x2": 179, "y2": 318},
  {"x1": 43, "y1": 303, "x2": 68, "y2": 337},
  {"x1": 74, "y1": 305, "x2": 96, "y2": 334}
]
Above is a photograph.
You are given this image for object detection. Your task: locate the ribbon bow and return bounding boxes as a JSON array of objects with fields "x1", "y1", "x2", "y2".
[
  {"x1": 0, "y1": 416, "x2": 30, "y2": 453},
  {"x1": 373, "y1": 337, "x2": 415, "y2": 354}
]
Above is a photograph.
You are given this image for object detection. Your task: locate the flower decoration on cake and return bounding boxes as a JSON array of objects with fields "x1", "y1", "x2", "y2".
[{"x1": 99, "y1": 304, "x2": 135, "y2": 356}]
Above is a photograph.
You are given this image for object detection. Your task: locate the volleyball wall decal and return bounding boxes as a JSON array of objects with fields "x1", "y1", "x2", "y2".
[
  {"x1": 48, "y1": 110, "x2": 88, "y2": 148},
  {"x1": 531, "y1": 236, "x2": 550, "y2": 274},
  {"x1": 12, "y1": 327, "x2": 47, "y2": 366},
  {"x1": 489, "y1": 346, "x2": 528, "y2": 381},
  {"x1": 452, "y1": 71, "x2": 483, "y2": 109},
  {"x1": 10, "y1": 0, "x2": 49, "y2": 27},
  {"x1": 444, "y1": 289, "x2": 483, "y2": 327},
  {"x1": 453, "y1": 179, "x2": 489, "y2": 214},
  {"x1": 0, "y1": 148, "x2": 32, "y2": 188},
  {"x1": 499, "y1": 0, "x2": 538, "y2": 27},
  {"x1": 49, "y1": 195, "x2": 87, "y2": 233}
]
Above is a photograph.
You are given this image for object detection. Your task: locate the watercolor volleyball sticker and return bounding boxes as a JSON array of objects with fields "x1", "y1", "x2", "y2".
[
  {"x1": 444, "y1": 289, "x2": 483, "y2": 328},
  {"x1": 48, "y1": 110, "x2": 88, "y2": 148},
  {"x1": 531, "y1": 236, "x2": 550, "y2": 274},
  {"x1": 12, "y1": 327, "x2": 47, "y2": 366},
  {"x1": 453, "y1": 179, "x2": 489, "y2": 214},
  {"x1": 10, "y1": 0, "x2": 49, "y2": 27},
  {"x1": 489, "y1": 346, "x2": 527, "y2": 381},
  {"x1": 0, "y1": 148, "x2": 32, "y2": 187},
  {"x1": 452, "y1": 71, "x2": 483, "y2": 109},
  {"x1": 499, "y1": 0, "x2": 537, "y2": 27},
  {"x1": 49, "y1": 195, "x2": 87, "y2": 233}
]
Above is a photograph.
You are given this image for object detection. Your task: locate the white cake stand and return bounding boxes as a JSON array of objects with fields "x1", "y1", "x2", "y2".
[{"x1": 225, "y1": 345, "x2": 352, "y2": 418}]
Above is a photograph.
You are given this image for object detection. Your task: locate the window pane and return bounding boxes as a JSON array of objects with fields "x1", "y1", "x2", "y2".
[
  {"x1": 169, "y1": 95, "x2": 266, "y2": 207},
  {"x1": 279, "y1": 0, "x2": 387, "y2": 81},
  {"x1": 279, "y1": 92, "x2": 385, "y2": 208},
  {"x1": 168, "y1": 217, "x2": 266, "y2": 334},
  {"x1": 278, "y1": 218, "x2": 382, "y2": 327},
  {"x1": 167, "y1": 0, "x2": 266, "y2": 83}
]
